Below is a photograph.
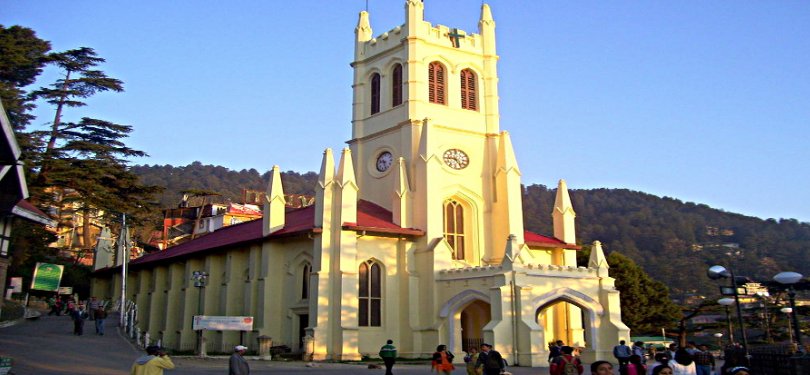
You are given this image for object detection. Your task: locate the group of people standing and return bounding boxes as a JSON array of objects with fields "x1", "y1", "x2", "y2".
[
  {"x1": 613, "y1": 340, "x2": 750, "y2": 375},
  {"x1": 377, "y1": 340, "x2": 508, "y2": 375},
  {"x1": 49, "y1": 295, "x2": 108, "y2": 336}
]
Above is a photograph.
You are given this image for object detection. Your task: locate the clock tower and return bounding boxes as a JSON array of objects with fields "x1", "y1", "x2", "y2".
[{"x1": 348, "y1": 0, "x2": 524, "y2": 266}]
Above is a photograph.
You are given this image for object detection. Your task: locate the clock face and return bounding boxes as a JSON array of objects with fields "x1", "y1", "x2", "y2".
[
  {"x1": 443, "y1": 149, "x2": 469, "y2": 170},
  {"x1": 376, "y1": 151, "x2": 393, "y2": 172}
]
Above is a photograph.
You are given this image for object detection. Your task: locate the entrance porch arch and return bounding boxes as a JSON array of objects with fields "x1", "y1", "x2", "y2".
[
  {"x1": 532, "y1": 287, "x2": 603, "y2": 351},
  {"x1": 439, "y1": 289, "x2": 492, "y2": 354}
]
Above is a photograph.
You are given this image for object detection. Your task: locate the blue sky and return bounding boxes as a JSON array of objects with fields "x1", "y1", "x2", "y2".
[{"x1": 4, "y1": 1, "x2": 809, "y2": 222}]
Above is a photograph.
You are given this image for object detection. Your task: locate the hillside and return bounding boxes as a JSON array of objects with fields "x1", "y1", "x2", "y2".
[{"x1": 133, "y1": 162, "x2": 810, "y2": 296}]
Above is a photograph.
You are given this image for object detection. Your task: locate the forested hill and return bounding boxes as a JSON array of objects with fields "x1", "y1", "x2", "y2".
[{"x1": 133, "y1": 162, "x2": 810, "y2": 296}]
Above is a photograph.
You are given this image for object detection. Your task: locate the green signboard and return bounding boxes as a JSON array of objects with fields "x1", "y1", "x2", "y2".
[
  {"x1": 30, "y1": 262, "x2": 64, "y2": 292},
  {"x1": 0, "y1": 356, "x2": 12, "y2": 375}
]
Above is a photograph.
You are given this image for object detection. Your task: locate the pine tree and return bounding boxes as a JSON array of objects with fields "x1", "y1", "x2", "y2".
[{"x1": 28, "y1": 47, "x2": 160, "y2": 262}]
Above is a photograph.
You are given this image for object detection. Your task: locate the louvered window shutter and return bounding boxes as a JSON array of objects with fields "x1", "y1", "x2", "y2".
[
  {"x1": 371, "y1": 73, "x2": 381, "y2": 114},
  {"x1": 392, "y1": 64, "x2": 403, "y2": 107},
  {"x1": 461, "y1": 69, "x2": 477, "y2": 110}
]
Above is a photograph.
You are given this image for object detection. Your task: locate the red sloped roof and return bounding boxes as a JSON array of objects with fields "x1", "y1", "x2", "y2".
[
  {"x1": 129, "y1": 200, "x2": 422, "y2": 268},
  {"x1": 343, "y1": 200, "x2": 425, "y2": 236},
  {"x1": 524, "y1": 230, "x2": 581, "y2": 250}
]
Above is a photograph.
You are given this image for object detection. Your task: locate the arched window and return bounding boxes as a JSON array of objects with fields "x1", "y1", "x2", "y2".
[
  {"x1": 460, "y1": 69, "x2": 477, "y2": 110},
  {"x1": 428, "y1": 62, "x2": 446, "y2": 104},
  {"x1": 301, "y1": 262, "x2": 311, "y2": 300},
  {"x1": 359, "y1": 260, "x2": 382, "y2": 327},
  {"x1": 392, "y1": 64, "x2": 403, "y2": 107},
  {"x1": 370, "y1": 73, "x2": 381, "y2": 115},
  {"x1": 444, "y1": 199, "x2": 465, "y2": 260}
]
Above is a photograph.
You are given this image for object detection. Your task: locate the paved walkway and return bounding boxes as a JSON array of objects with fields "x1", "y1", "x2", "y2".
[{"x1": 0, "y1": 311, "x2": 559, "y2": 374}]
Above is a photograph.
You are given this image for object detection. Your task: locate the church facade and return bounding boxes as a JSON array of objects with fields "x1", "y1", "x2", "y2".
[{"x1": 91, "y1": 1, "x2": 628, "y2": 366}]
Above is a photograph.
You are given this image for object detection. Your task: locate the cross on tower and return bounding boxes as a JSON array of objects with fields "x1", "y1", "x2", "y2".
[{"x1": 447, "y1": 28, "x2": 465, "y2": 48}]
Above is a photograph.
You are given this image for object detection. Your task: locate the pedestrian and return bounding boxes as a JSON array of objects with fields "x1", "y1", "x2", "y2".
[
  {"x1": 47, "y1": 296, "x2": 56, "y2": 316},
  {"x1": 131, "y1": 345, "x2": 174, "y2": 375},
  {"x1": 378, "y1": 339, "x2": 397, "y2": 375},
  {"x1": 649, "y1": 348, "x2": 670, "y2": 375},
  {"x1": 613, "y1": 340, "x2": 632, "y2": 366},
  {"x1": 632, "y1": 341, "x2": 647, "y2": 365},
  {"x1": 666, "y1": 344, "x2": 678, "y2": 361},
  {"x1": 88, "y1": 296, "x2": 100, "y2": 320},
  {"x1": 667, "y1": 349, "x2": 696, "y2": 375},
  {"x1": 549, "y1": 340, "x2": 564, "y2": 362},
  {"x1": 95, "y1": 308, "x2": 107, "y2": 335},
  {"x1": 651, "y1": 365, "x2": 673, "y2": 375},
  {"x1": 431, "y1": 344, "x2": 455, "y2": 374},
  {"x1": 591, "y1": 361, "x2": 615, "y2": 375},
  {"x1": 66, "y1": 299, "x2": 75, "y2": 316},
  {"x1": 464, "y1": 346, "x2": 481, "y2": 375},
  {"x1": 691, "y1": 345, "x2": 714, "y2": 375},
  {"x1": 684, "y1": 342, "x2": 698, "y2": 355},
  {"x1": 229, "y1": 345, "x2": 250, "y2": 375},
  {"x1": 475, "y1": 343, "x2": 505, "y2": 375},
  {"x1": 626, "y1": 354, "x2": 646, "y2": 375},
  {"x1": 550, "y1": 346, "x2": 584, "y2": 375},
  {"x1": 71, "y1": 305, "x2": 88, "y2": 335}
]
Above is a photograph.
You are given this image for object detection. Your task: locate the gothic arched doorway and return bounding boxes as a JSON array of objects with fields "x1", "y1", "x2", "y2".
[
  {"x1": 537, "y1": 300, "x2": 587, "y2": 349},
  {"x1": 460, "y1": 299, "x2": 491, "y2": 351}
]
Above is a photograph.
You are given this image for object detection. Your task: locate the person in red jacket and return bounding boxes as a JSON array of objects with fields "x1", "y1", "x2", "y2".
[{"x1": 549, "y1": 346, "x2": 584, "y2": 375}]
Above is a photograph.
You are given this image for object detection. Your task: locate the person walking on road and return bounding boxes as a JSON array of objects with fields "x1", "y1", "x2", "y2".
[
  {"x1": 94, "y1": 308, "x2": 107, "y2": 335},
  {"x1": 549, "y1": 340, "x2": 564, "y2": 362},
  {"x1": 613, "y1": 340, "x2": 632, "y2": 367},
  {"x1": 87, "y1": 297, "x2": 100, "y2": 320},
  {"x1": 431, "y1": 344, "x2": 455, "y2": 375},
  {"x1": 475, "y1": 343, "x2": 505, "y2": 375},
  {"x1": 464, "y1": 346, "x2": 481, "y2": 375},
  {"x1": 71, "y1": 305, "x2": 88, "y2": 336},
  {"x1": 131, "y1": 345, "x2": 174, "y2": 375},
  {"x1": 378, "y1": 339, "x2": 397, "y2": 375},
  {"x1": 691, "y1": 345, "x2": 714, "y2": 375},
  {"x1": 229, "y1": 345, "x2": 250, "y2": 375}
]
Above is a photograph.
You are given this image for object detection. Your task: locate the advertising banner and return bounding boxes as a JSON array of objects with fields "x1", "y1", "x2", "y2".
[
  {"x1": 193, "y1": 316, "x2": 254, "y2": 331},
  {"x1": 30, "y1": 263, "x2": 64, "y2": 292},
  {"x1": 57, "y1": 287, "x2": 73, "y2": 295}
]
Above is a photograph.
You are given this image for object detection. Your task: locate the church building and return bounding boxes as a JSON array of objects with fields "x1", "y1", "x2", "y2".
[{"x1": 91, "y1": 1, "x2": 628, "y2": 367}]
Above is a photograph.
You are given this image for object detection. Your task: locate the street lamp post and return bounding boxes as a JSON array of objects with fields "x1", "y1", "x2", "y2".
[
  {"x1": 718, "y1": 298, "x2": 736, "y2": 346},
  {"x1": 781, "y1": 307, "x2": 795, "y2": 345},
  {"x1": 191, "y1": 270, "x2": 208, "y2": 356},
  {"x1": 774, "y1": 271, "x2": 804, "y2": 354},
  {"x1": 756, "y1": 291, "x2": 772, "y2": 343},
  {"x1": 708, "y1": 265, "x2": 750, "y2": 365}
]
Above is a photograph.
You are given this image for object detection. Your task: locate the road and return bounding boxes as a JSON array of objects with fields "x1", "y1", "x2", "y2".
[{"x1": 0, "y1": 312, "x2": 555, "y2": 374}]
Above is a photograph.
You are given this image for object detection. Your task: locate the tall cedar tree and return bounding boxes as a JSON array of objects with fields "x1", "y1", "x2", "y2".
[
  {"x1": 0, "y1": 25, "x2": 51, "y2": 161},
  {"x1": 29, "y1": 47, "x2": 161, "y2": 262}
]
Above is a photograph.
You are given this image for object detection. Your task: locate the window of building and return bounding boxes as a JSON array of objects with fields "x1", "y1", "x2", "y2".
[
  {"x1": 301, "y1": 262, "x2": 311, "y2": 300},
  {"x1": 444, "y1": 199, "x2": 465, "y2": 260},
  {"x1": 460, "y1": 69, "x2": 477, "y2": 110},
  {"x1": 392, "y1": 64, "x2": 403, "y2": 107},
  {"x1": 370, "y1": 73, "x2": 381, "y2": 114},
  {"x1": 359, "y1": 260, "x2": 382, "y2": 326},
  {"x1": 428, "y1": 62, "x2": 446, "y2": 104}
]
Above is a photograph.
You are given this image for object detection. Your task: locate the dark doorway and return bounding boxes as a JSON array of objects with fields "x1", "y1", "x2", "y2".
[{"x1": 298, "y1": 314, "x2": 309, "y2": 352}]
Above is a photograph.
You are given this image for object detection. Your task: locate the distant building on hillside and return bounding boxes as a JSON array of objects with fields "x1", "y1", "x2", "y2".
[{"x1": 162, "y1": 195, "x2": 313, "y2": 249}]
